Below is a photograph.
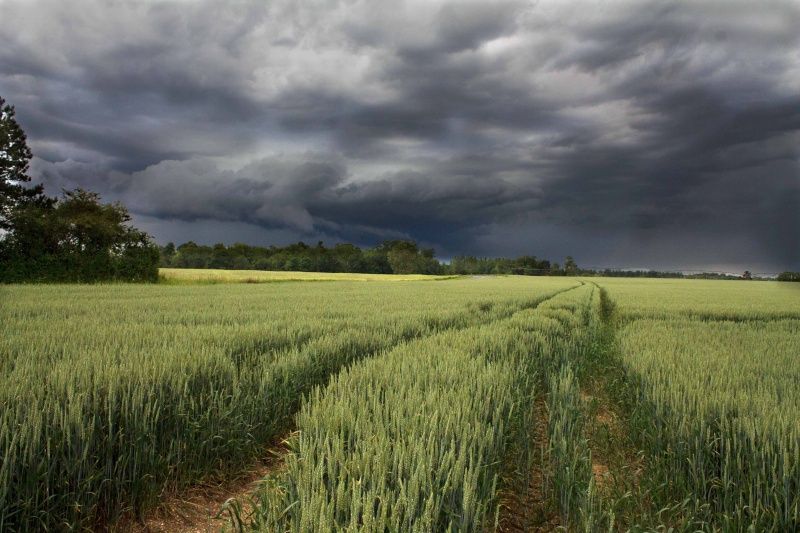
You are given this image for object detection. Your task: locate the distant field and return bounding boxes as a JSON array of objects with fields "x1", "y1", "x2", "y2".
[
  {"x1": 159, "y1": 267, "x2": 457, "y2": 283},
  {"x1": 1, "y1": 276, "x2": 797, "y2": 531},
  {"x1": 600, "y1": 277, "x2": 800, "y2": 320}
]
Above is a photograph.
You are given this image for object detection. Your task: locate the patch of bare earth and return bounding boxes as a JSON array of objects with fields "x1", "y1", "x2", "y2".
[
  {"x1": 580, "y1": 390, "x2": 613, "y2": 492},
  {"x1": 580, "y1": 386, "x2": 641, "y2": 500},
  {"x1": 495, "y1": 398, "x2": 560, "y2": 533},
  {"x1": 110, "y1": 439, "x2": 290, "y2": 533}
]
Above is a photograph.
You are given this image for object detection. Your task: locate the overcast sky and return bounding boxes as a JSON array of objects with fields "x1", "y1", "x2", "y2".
[{"x1": 2, "y1": 0, "x2": 798, "y2": 272}]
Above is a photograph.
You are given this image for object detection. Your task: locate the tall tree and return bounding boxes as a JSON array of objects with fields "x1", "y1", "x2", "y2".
[
  {"x1": 0, "y1": 96, "x2": 49, "y2": 230},
  {"x1": 564, "y1": 256, "x2": 578, "y2": 275},
  {"x1": 386, "y1": 241, "x2": 420, "y2": 274}
]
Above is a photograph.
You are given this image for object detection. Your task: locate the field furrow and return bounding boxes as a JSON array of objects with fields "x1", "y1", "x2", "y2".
[
  {"x1": 2, "y1": 276, "x2": 796, "y2": 532},
  {"x1": 576, "y1": 280, "x2": 800, "y2": 531},
  {"x1": 0, "y1": 278, "x2": 577, "y2": 531},
  {"x1": 247, "y1": 284, "x2": 599, "y2": 532}
]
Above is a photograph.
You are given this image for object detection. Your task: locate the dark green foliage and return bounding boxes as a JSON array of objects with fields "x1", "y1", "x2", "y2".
[
  {"x1": 0, "y1": 97, "x2": 52, "y2": 231},
  {"x1": 161, "y1": 239, "x2": 582, "y2": 277},
  {"x1": 1, "y1": 189, "x2": 160, "y2": 283},
  {"x1": 386, "y1": 240, "x2": 422, "y2": 274},
  {"x1": 564, "y1": 255, "x2": 578, "y2": 275},
  {"x1": 0, "y1": 95, "x2": 158, "y2": 283},
  {"x1": 164, "y1": 239, "x2": 445, "y2": 275},
  {"x1": 581, "y1": 268, "x2": 766, "y2": 280},
  {"x1": 446, "y1": 254, "x2": 579, "y2": 276},
  {"x1": 159, "y1": 241, "x2": 176, "y2": 267},
  {"x1": 777, "y1": 271, "x2": 800, "y2": 282}
]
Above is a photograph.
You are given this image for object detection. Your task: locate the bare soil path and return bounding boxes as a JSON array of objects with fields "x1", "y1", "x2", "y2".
[
  {"x1": 495, "y1": 398, "x2": 560, "y2": 533},
  {"x1": 112, "y1": 439, "x2": 290, "y2": 533}
]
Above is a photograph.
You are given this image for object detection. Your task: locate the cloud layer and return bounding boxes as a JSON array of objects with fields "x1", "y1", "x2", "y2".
[{"x1": 2, "y1": 0, "x2": 798, "y2": 271}]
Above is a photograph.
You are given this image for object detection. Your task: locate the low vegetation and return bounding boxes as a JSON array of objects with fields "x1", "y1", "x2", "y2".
[
  {"x1": 583, "y1": 279, "x2": 800, "y2": 531},
  {"x1": 615, "y1": 316, "x2": 800, "y2": 529},
  {"x1": 251, "y1": 285, "x2": 598, "y2": 531},
  {"x1": 0, "y1": 277, "x2": 576, "y2": 530},
  {"x1": 1, "y1": 275, "x2": 797, "y2": 531}
]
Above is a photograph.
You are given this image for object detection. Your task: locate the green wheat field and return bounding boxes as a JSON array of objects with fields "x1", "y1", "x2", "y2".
[{"x1": 1, "y1": 275, "x2": 798, "y2": 531}]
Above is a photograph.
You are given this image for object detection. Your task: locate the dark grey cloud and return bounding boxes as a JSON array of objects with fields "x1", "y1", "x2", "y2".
[
  {"x1": 29, "y1": 154, "x2": 530, "y2": 253},
  {"x1": 2, "y1": 0, "x2": 799, "y2": 271}
]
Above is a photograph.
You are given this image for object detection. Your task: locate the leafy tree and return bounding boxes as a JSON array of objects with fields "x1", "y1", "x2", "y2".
[
  {"x1": 0, "y1": 198, "x2": 63, "y2": 280},
  {"x1": 564, "y1": 256, "x2": 578, "y2": 275},
  {"x1": 550, "y1": 262, "x2": 564, "y2": 276},
  {"x1": 387, "y1": 247, "x2": 418, "y2": 274},
  {"x1": 114, "y1": 229, "x2": 161, "y2": 282},
  {"x1": 344, "y1": 255, "x2": 365, "y2": 272},
  {"x1": 514, "y1": 255, "x2": 539, "y2": 275},
  {"x1": 172, "y1": 241, "x2": 209, "y2": 268},
  {"x1": 362, "y1": 248, "x2": 391, "y2": 273},
  {"x1": 159, "y1": 242, "x2": 176, "y2": 266},
  {"x1": 209, "y1": 243, "x2": 233, "y2": 269},
  {"x1": 298, "y1": 256, "x2": 313, "y2": 271},
  {"x1": 1, "y1": 189, "x2": 159, "y2": 282},
  {"x1": 384, "y1": 241, "x2": 421, "y2": 274},
  {"x1": 57, "y1": 189, "x2": 129, "y2": 252},
  {"x1": 55, "y1": 189, "x2": 157, "y2": 281},
  {"x1": 331, "y1": 243, "x2": 364, "y2": 272}
]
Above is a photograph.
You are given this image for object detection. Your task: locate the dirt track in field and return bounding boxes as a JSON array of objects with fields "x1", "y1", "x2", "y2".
[
  {"x1": 112, "y1": 438, "x2": 290, "y2": 533},
  {"x1": 495, "y1": 397, "x2": 560, "y2": 533}
]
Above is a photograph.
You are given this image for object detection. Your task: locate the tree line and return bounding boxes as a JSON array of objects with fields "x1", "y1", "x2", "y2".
[
  {"x1": 0, "y1": 96, "x2": 160, "y2": 283},
  {"x1": 161, "y1": 240, "x2": 443, "y2": 275},
  {"x1": 159, "y1": 240, "x2": 584, "y2": 277},
  {"x1": 579, "y1": 269, "x2": 752, "y2": 280}
]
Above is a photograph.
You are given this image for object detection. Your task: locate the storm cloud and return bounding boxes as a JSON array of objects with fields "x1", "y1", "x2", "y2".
[{"x1": 2, "y1": 0, "x2": 798, "y2": 272}]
